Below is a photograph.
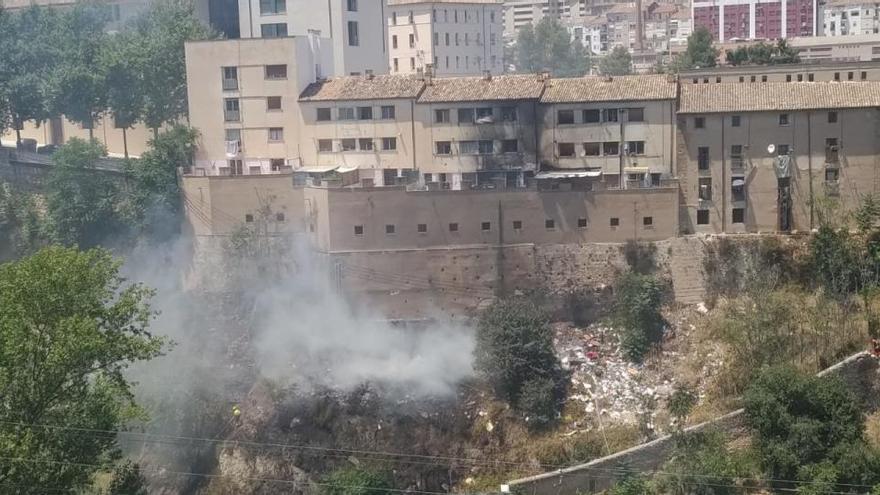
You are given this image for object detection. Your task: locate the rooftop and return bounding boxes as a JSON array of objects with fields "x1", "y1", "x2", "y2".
[
  {"x1": 299, "y1": 75, "x2": 426, "y2": 101},
  {"x1": 679, "y1": 81, "x2": 880, "y2": 113},
  {"x1": 540, "y1": 74, "x2": 678, "y2": 103},
  {"x1": 418, "y1": 74, "x2": 546, "y2": 103},
  {"x1": 387, "y1": 0, "x2": 501, "y2": 5}
]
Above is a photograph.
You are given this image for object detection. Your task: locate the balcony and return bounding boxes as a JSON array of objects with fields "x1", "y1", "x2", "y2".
[{"x1": 826, "y1": 146, "x2": 840, "y2": 164}]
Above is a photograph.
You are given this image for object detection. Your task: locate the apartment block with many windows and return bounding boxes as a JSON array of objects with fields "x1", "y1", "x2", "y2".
[{"x1": 387, "y1": 0, "x2": 504, "y2": 76}]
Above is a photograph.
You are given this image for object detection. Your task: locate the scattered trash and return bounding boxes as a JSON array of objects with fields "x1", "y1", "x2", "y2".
[{"x1": 485, "y1": 421, "x2": 494, "y2": 432}]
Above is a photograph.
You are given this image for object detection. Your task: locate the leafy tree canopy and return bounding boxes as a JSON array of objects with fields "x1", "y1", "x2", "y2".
[
  {"x1": 613, "y1": 272, "x2": 666, "y2": 362},
  {"x1": 671, "y1": 27, "x2": 719, "y2": 71},
  {"x1": 599, "y1": 46, "x2": 633, "y2": 76},
  {"x1": 0, "y1": 247, "x2": 167, "y2": 494},
  {"x1": 515, "y1": 17, "x2": 590, "y2": 77},
  {"x1": 725, "y1": 39, "x2": 800, "y2": 66}
]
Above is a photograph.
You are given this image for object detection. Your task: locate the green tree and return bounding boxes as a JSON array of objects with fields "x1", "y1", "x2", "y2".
[
  {"x1": 475, "y1": 299, "x2": 568, "y2": 427},
  {"x1": 609, "y1": 472, "x2": 654, "y2": 495},
  {"x1": 126, "y1": 0, "x2": 214, "y2": 136},
  {"x1": 599, "y1": 46, "x2": 633, "y2": 76},
  {"x1": 725, "y1": 40, "x2": 800, "y2": 66},
  {"x1": 613, "y1": 272, "x2": 666, "y2": 362},
  {"x1": 45, "y1": 139, "x2": 123, "y2": 248},
  {"x1": 515, "y1": 17, "x2": 589, "y2": 77},
  {"x1": 100, "y1": 30, "x2": 147, "y2": 158},
  {"x1": 0, "y1": 247, "x2": 167, "y2": 494},
  {"x1": 667, "y1": 384, "x2": 697, "y2": 426},
  {"x1": 656, "y1": 429, "x2": 756, "y2": 495},
  {"x1": 677, "y1": 27, "x2": 719, "y2": 70},
  {"x1": 108, "y1": 461, "x2": 148, "y2": 495},
  {"x1": 0, "y1": 183, "x2": 50, "y2": 260},
  {"x1": 321, "y1": 466, "x2": 394, "y2": 495}
]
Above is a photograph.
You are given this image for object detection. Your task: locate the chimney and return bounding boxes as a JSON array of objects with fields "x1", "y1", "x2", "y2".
[
  {"x1": 423, "y1": 63, "x2": 434, "y2": 85},
  {"x1": 483, "y1": 70, "x2": 492, "y2": 81},
  {"x1": 538, "y1": 70, "x2": 551, "y2": 81}
]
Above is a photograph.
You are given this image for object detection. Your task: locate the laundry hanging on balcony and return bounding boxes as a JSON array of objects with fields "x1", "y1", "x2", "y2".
[{"x1": 774, "y1": 154, "x2": 792, "y2": 179}]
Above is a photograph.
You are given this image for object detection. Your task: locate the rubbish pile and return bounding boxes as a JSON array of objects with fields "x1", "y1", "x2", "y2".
[{"x1": 554, "y1": 322, "x2": 674, "y2": 432}]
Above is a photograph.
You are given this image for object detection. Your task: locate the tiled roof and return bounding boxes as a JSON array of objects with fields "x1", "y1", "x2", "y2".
[
  {"x1": 299, "y1": 75, "x2": 426, "y2": 101},
  {"x1": 540, "y1": 74, "x2": 678, "y2": 103},
  {"x1": 679, "y1": 82, "x2": 880, "y2": 113},
  {"x1": 418, "y1": 74, "x2": 546, "y2": 103},
  {"x1": 388, "y1": 0, "x2": 501, "y2": 4}
]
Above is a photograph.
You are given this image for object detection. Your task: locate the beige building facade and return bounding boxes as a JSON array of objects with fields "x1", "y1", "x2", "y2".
[{"x1": 387, "y1": 0, "x2": 504, "y2": 76}]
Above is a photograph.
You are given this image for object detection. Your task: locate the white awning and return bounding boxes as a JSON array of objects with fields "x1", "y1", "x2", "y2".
[
  {"x1": 336, "y1": 165, "x2": 359, "y2": 173},
  {"x1": 294, "y1": 165, "x2": 339, "y2": 173},
  {"x1": 535, "y1": 170, "x2": 602, "y2": 179},
  {"x1": 732, "y1": 178, "x2": 746, "y2": 187}
]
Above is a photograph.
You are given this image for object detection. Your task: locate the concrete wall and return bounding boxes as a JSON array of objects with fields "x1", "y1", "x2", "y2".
[
  {"x1": 505, "y1": 351, "x2": 880, "y2": 495},
  {"x1": 1, "y1": 115, "x2": 157, "y2": 158},
  {"x1": 539, "y1": 99, "x2": 677, "y2": 182},
  {"x1": 303, "y1": 185, "x2": 680, "y2": 252},
  {"x1": 678, "y1": 107, "x2": 880, "y2": 234}
]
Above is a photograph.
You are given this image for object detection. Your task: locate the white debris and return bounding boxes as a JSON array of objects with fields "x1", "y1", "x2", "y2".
[
  {"x1": 696, "y1": 302, "x2": 709, "y2": 314},
  {"x1": 485, "y1": 421, "x2": 494, "y2": 432}
]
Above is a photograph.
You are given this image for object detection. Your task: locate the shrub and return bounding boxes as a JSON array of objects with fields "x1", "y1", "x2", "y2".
[
  {"x1": 623, "y1": 240, "x2": 657, "y2": 275},
  {"x1": 613, "y1": 272, "x2": 666, "y2": 362},
  {"x1": 321, "y1": 466, "x2": 394, "y2": 495},
  {"x1": 655, "y1": 429, "x2": 756, "y2": 495},
  {"x1": 517, "y1": 376, "x2": 566, "y2": 428}
]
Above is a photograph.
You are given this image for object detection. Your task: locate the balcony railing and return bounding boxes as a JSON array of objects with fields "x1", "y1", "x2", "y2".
[
  {"x1": 222, "y1": 78, "x2": 239, "y2": 90},
  {"x1": 826, "y1": 147, "x2": 840, "y2": 164},
  {"x1": 224, "y1": 110, "x2": 240, "y2": 122}
]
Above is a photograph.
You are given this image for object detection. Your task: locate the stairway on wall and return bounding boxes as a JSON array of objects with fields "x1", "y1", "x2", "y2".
[{"x1": 668, "y1": 236, "x2": 707, "y2": 305}]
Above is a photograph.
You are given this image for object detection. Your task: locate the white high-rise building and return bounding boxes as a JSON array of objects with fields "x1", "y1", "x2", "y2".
[
  {"x1": 823, "y1": 0, "x2": 880, "y2": 36},
  {"x1": 387, "y1": 0, "x2": 504, "y2": 76},
  {"x1": 237, "y1": 0, "x2": 389, "y2": 76}
]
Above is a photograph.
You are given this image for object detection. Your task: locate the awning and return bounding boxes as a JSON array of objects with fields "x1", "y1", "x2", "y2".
[
  {"x1": 732, "y1": 178, "x2": 745, "y2": 187},
  {"x1": 336, "y1": 165, "x2": 359, "y2": 173},
  {"x1": 535, "y1": 170, "x2": 602, "y2": 179},
  {"x1": 294, "y1": 165, "x2": 339, "y2": 173}
]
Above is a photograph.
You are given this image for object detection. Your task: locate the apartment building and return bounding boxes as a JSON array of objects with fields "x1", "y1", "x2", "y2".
[
  {"x1": 691, "y1": 0, "x2": 816, "y2": 41},
  {"x1": 185, "y1": 36, "x2": 333, "y2": 175},
  {"x1": 823, "y1": 0, "x2": 880, "y2": 36},
  {"x1": 386, "y1": 0, "x2": 504, "y2": 76},
  {"x1": 297, "y1": 74, "x2": 425, "y2": 185},
  {"x1": 678, "y1": 81, "x2": 880, "y2": 233},
  {"x1": 503, "y1": 0, "x2": 594, "y2": 35},
  {"x1": 539, "y1": 75, "x2": 678, "y2": 188},
  {"x1": 682, "y1": 59, "x2": 880, "y2": 83}
]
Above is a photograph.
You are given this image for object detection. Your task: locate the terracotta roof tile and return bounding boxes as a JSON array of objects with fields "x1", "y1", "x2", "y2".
[
  {"x1": 417, "y1": 74, "x2": 546, "y2": 102},
  {"x1": 679, "y1": 81, "x2": 880, "y2": 113},
  {"x1": 299, "y1": 75, "x2": 425, "y2": 101},
  {"x1": 540, "y1": 74, "x2": 677, "y2": 103}
]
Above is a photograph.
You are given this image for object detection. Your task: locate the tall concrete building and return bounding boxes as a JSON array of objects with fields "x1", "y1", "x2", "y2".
[
  {"x1": 822, "y1": 0, "x2": 880, "y2": 36},
  {"x1": 502, "y1": 0, "x2": 590, "y2": 35},
  {"x1": 386, "y1": 0, "x2": 504, "y2": 76},
  {"x1": 237, "y1": 0, "x2": 388, "y2": 76},
  {"x1": 691, "y1": 0, "x2": 817, "y2": 41}
]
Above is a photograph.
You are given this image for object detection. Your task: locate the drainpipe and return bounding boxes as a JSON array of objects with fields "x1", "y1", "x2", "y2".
[
  {"x1": 808, "y1": 111, "x2": 814, "y2": 230},
  {"x1": 410, "y1": 99, "x2": 417, "y2": 173}
]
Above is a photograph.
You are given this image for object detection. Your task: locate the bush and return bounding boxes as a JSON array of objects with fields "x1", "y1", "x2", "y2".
[
  {"x1": 613, "y1": 272, "x2": 666, "y2": 362},
  {"x1": 321, "y1": 466, "x2": 394, "y2": 495},
  {"x1": 623, "y1": 240, "x2": 657, "y2": 275},
  {"x1": 656, "y1": 429, "x2": 756, "y2": 495},
  {"x1": 475, "y1": 299, "x2": 568, "y2": 427}
]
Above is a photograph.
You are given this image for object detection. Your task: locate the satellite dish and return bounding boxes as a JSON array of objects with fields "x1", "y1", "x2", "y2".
[{"x1": 767, "y1": 144, "x2": 776, "y2": 154}]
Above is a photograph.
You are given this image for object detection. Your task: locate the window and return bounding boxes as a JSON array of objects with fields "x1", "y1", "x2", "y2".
[
  {"x1": 354, "y1": 225, "x2": 364, "y2": 236},
  {"x1": 460, "y1": 141, "x2": 479, "y2": 154},
  {"x1": 583, "y1": 109, "x2": 600, "y2": 123},
  {"x1": 643, "y1": 216, "x2": 653, "y2": 227},
  {"x1": 732, "y1": 208, "x2": 745, "y2": 224},
  {"x1": 260, "y1": 0, "x2": 285, "y2": 14},
  {"x1": 261, "y1": 23, "x2": 287, "y2": 37},
  {"x1": 603, "y1": 142, "x2": 619, "y2": 156},
  {"x1": 267, "y1": 96, "x2": 282, "y2": 111},
  {"x1": 512, "y1": 220, "x2": 522, "y2": 230},
  {"x1": 610, "y1": 217, "x2": 620, "y2": 227},
  {"x1": 490, "y1": 33, "x2": 496, "y2": 45},
  {"x1": 392, "y1": 12, "x2": 397, "y2": 25},
  {"x1": 862, "y1": 71, "x2": 868, "y2": 80},
  {"x1": 417, "y1": 223, "x2": 427, "y2": 233},
  {"x1": 694, "y1": 116, "x2": 705, "y2": 129},
  {"x1": 245, "y1": 213, "x2": 254, "y2": 222},
  {"x1": 738, "y1": 76, "x2": 744, "y2": 83},
  {"x1": 731, "y1": 115, "x2": 741, "y2": 127},
  {"x1": 697, "y1": 209, "x2": 710, "y2": 225},
  {"x1": 317, "y1": 108, "x2": 332, "y2": 121},
  {"x1": 347, "y1": 0, "x2": 357, "y2": 11},
  {"x1": 431, "y1": 109, "x2": 450, "y2": 124},
  {"x1": 731, "y1": 144, "x2": 744, "y2": 168},
  {"x1": 433, "y1": 32, "x2": 439, "y2": 46},
  {"x1": 385, "y1": 224, "x2": 396, "y2": 235},
  {"x1": 358, "y1": 138, "x2": 373, "y2": 151},
  {"x1": 275, "y1": 213, "x2": 285, "y2": 222},
  {"x1": 698, "y1": 146, "x2": 710, "y2": 170},
  {"x1": 455, "y1": 33, "x2": 459, "y2": 45},
  {"x1": 698, "y1": 177, "x2": 712, "y2": 200},
  {"x1": 835, "y1": 72, "x2": 841, "y2": 81},
  {"x1": 627, "y1": 108, "x2": 644, "y2": 122},
  {"x1": 501, "y1": 139, "x2": 518, "y2": 153},
  {"x1": 393, "y1": 59, "x2": 399, "y2": 72},
  {"x1": 558, "y1": 143, "x2": 575, "y2": 157},
  {"x1": 408, "y1": 10, "x2": 413, "y2": 23},
  {"x1": 445, "y1": 33, "x2": 450, "y2": 46},
  {"x1": 848, "y1": 71, "x2": 854, "y2": 80},
  {"x1": 731, "y1": 177, "x2": 745, "y2": 201},
  {"x1": 458, "y1": 108, "x2": 475, "y2": 124},
  {"x1": 777, "y1": 144, "x2": 790, "y2": 156},
  {"x1": 424, "y1": 173, "x2": 432, "y2": 183},
  {"x1": 828, "y1": 111, "x2": 838, "y2": 123},
  {"x1": 584, "y1": 142, "x2": 601, "y2": 156},
  {"x1": 229, "y1": 160, "x2": 243, "y2": 176},
  {"x1": 481, "y1": 222, "x2": 491, "y2": 231},
  {"x1": 410, "y1": 58, "x2": 415, "y2": 70},
  {"x1": 603, "y1": 108, "x2": 618, "y2": 122},
  {"x1": 381, "y1": 105, "x2": 395, "y2": 119},
  {"x1": 545, "y1": 219, "x2": 555, "y2": 230},
  {"x1": 475, "y1": 108, "x2": 493, "y2": 121},
  {"x1": 357, "y1": 106, "x2": 373, "y2": 120},
  {"x1": 225, "y1": 128, "x2": 241, "y2": 143},
  {"x1": 578, "y1": 218, "x2": 588, "y2": 229},
  {"x1": 224, "y1": 98, "x2": 240, "y2": 121},
  {"x1": 500, "y1": 106, "x2": 517, "y2": 122},
  {"x1": 338, "y1": 107, "x2": 355, "y2": 120},
  {"x1": 762, "y1": 75, "x2": 768, "y2": 82},
  {"x1": 409, "y1": 33, "x2": 415, "y2": 48},
  {"x1": 382, "y1": 137, "x2": 397, "y2": 151},
  {"x1": 449, "y1": 222, "x2": 459, "y2": 232},
  {"x1": 826, "y1": 167, "x2": 840, "y2": 182},
  {"x1": 265, "y1": 64, "x2": 287, "y2": 79},
  {"x1": 318, "y1": 139, "x2": 333, "y2": 152},
  {"x1": 392, "y1": 35, "x2": 398, "y2": 49},
  {"x1": 797, "y1": 74, "x2": 803, "y2": 82},
  {"x1": 268, "y1": 127, "x2": 283, "y2": 142},
  {"x1": 626, "y1": 141, "x2": 645, "y2": 155},
  {"x1": 435, "y1": 141, "x2": 452, "y2": 154},
  {"x1": 557, "y1": 110, "x2": 575, "y2": 124},
  {"x1": 786, "y1": 75, "x2": 792, "y2": 82},
  {"x1": 478, "y1": 140, "x2": 494, "y2": 154},
  {"x1": 340, "y1": 138, "x2": 356, "y2": 151},
  {"x1": 808, "y1": 73, "x2": 815, "y2": 82},
  {"x1": 222, "y1": 67, "x2": 238, "y2": 90},
  {"x1": 779, "y1": 113, "x2": 790, "y2": 126},
  {"x1": 348, "y1": 21, "x2": 359, "y2": 46},
  {"x1": 270, "y1": 158, "x2": 285, "y2": 171}
]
